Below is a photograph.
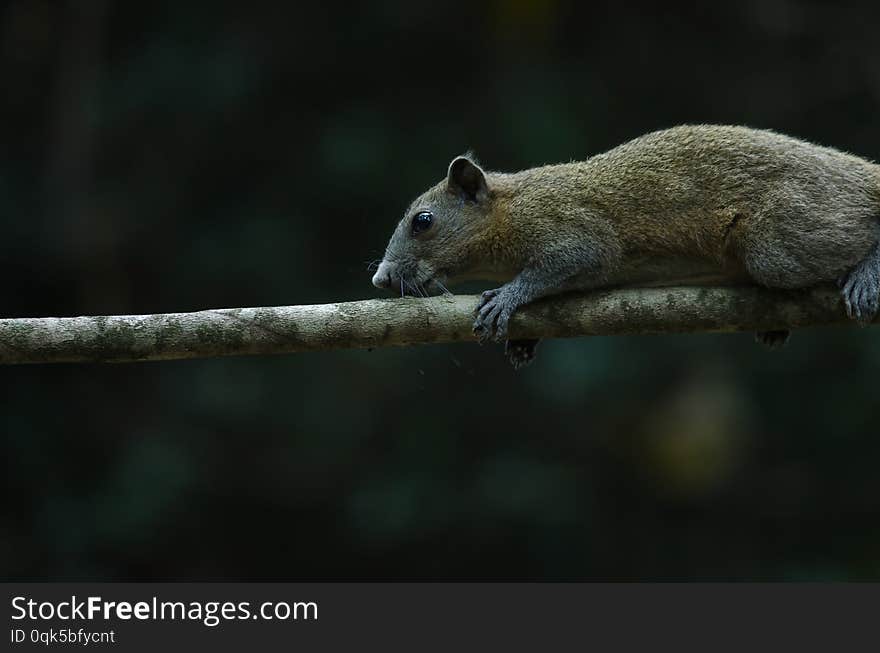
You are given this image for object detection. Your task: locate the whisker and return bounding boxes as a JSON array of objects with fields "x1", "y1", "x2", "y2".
[
  {"x1": 433, "y1": 279, "x2": 454, "y2": 297},
  {"x1": 404, "y1": 279, "x2": 425, "y2": 298},
  {"x1": 430, "y1": 278, "x2": 455, "y2": 302},
  {"x1": 400, "y1": 278, "x2": 405, "y2": 298}
]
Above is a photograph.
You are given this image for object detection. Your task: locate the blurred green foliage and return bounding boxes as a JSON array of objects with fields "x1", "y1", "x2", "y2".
[{"x1": 3, "y1": 0, "x2": 880, "y2": 580}]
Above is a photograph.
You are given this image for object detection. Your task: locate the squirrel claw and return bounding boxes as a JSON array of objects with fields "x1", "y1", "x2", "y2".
[
  {"x1": 839, "y1": 257, "x2": 880, "y2": 324},
  {"x1": 473, "y1": 287, "x2": 514, "y2": 343},
  {"x1": 472, "y1": 323, "x2": 492, "y2": 344}
]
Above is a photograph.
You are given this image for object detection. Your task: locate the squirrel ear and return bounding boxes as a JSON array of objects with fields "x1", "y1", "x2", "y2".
[{"x1": 447, "y1": 156, "x2": 489, "y2": 203}]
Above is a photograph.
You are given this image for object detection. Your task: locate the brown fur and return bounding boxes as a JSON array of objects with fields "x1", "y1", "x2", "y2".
[{"x1": 485, "y1": 125, "x2": 880, "y2": 288}]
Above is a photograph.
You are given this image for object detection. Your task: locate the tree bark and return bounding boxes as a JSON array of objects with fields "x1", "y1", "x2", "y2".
[{"x1": 0, "y1": 286, "x2": 874, "y2": 365}]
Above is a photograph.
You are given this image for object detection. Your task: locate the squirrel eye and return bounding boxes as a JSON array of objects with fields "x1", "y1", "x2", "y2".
[{"x1": 411, "y1": 211, "x2": 433, "y2": 235}]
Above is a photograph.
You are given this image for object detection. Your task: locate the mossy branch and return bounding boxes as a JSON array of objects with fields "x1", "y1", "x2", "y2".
[{"x1": 0, "y1": 286, "x2": 874, "y2": 365}]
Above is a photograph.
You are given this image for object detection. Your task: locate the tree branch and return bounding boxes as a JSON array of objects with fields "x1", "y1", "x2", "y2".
[{"x1": 0, "y1": 286, "x2": 874, "y2": 365}]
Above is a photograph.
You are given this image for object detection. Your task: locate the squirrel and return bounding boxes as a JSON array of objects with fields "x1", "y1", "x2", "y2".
[{"x1": 371, "y1": 125, "x2": 880, "y2": 368}]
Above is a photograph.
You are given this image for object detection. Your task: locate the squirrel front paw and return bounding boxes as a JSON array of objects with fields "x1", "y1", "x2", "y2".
[{"x1": 473, "y1": 286, "x2": 519, "y2": 343}]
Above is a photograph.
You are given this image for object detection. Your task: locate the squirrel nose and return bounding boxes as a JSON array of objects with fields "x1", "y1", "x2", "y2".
[
  {"x1": 372, "y1": 261, "x2": 393, "y2": 289},
  {"x1": 372, "y1": 271, "x2": 390, "y2": 289}
]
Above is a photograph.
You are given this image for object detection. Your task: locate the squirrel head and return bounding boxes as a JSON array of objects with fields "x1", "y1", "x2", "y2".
[{"x1": 372, "y1": 154, "x2": 496, "y2": 295}]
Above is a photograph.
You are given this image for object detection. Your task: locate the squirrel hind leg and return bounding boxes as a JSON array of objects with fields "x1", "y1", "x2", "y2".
[
  {"x1": 755, "y1": 330, "x2": 790, "y2": 349},
  {"x1": 838, "y1": 241, "x2": 880, "y2": 323},
  {"x1": 505, "y1": 338, "x2": 540, "y2": 369}
]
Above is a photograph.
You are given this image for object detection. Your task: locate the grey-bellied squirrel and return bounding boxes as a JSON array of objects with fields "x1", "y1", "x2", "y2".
[{"x1": 371, "y1": 125, "x2": 880, "y2": 367}]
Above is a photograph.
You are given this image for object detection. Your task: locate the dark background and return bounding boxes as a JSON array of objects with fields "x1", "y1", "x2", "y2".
[{"x1": 3, "y1": 1, "x2": 880, "y2": 581}]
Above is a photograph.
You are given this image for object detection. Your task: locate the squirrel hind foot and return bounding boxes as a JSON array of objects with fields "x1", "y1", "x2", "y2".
[
  {"x1": 839, "y1": 241, "x2": 880, "y2": 323},
  {"x1": 505, "y1": 338, "x2": 540, "y2": 369},
  {"x1": 755, "y1": 330, "x2": 790, "y2": 350}
]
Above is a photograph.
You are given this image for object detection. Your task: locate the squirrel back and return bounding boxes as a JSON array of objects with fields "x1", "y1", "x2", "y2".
[{"x1": 496, "y1": 125, "x2": 880, "y2": 284}]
